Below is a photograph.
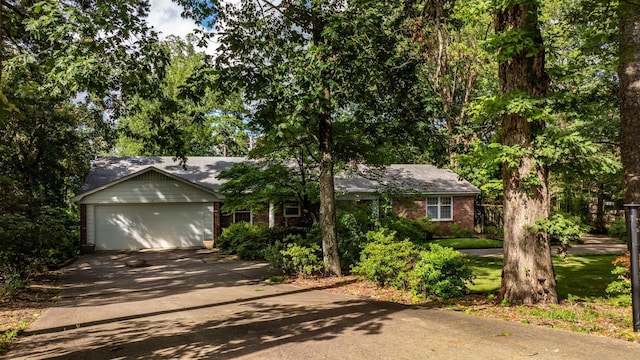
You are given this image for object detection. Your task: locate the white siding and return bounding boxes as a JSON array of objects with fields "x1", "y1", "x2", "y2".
[
  {"x1": 204, "y1": 204, "x2": 214, "y2": 240},
  {"x1": 86, "y1": 205, "x2": 95, "y2": 244},
  {"x1": 94, "y1": 203, "x2": 209, "y2": 250},
  {"x1": 80, "y1": 175, "x2": 217, "y2": 204}
]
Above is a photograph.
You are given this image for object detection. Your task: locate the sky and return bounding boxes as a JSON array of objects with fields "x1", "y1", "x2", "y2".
[
  {"x1": 148, "y1": 0, "x2": 198, "y2": 39},
  {"x1": 147, "y1": 0, "x2": 212, "y2": 47}
]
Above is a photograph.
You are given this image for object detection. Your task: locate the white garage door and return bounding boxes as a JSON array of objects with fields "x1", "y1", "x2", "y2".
[{"x1": 95, "y1": 204, "x2": 212, "y2": 250}]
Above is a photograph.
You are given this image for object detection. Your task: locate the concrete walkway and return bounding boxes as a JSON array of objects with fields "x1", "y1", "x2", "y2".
[
  {"x1": 8, "y1": 248, "x2": 640, "y2": 359},
  {"x1": 460, "y1": 234, "x2": 628, "y2": 257}
]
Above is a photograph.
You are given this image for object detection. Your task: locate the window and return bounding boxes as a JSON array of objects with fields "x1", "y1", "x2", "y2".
[
  {"x1": 426, "y1": 196, "x2": 453, "y2": 221},
  {"x1": 284, "y1": 201, "x2": 301, "y2": 217},
  {"x1": 233, "y1": 209, "x2": 252, "y2": 224}
]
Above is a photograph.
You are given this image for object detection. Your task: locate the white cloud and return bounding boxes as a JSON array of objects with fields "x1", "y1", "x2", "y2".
[
  {"x1": 147, "y1": 0, "x2": 219, "y2": 54},
  {"x1": 147, "y1": 0, "x2": 199, "y2": 39}
]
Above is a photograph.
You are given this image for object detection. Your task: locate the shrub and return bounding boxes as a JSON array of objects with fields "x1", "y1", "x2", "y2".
[
  {"x1": 264, "y1": 227, "x2": 321, "y2": 273},
  {"x1": 608, "y1": 216, "x2": 628, "y2": 242},
  {"x1": 606, "y1": 252, "x2": 635, "y2": 296},
  {"x1": 379, "y1": 216, "x2": 438, "y2": 243},
  {"x1": 280, "y1": 243, "x2": 324, "y2": 277},
  {"x1": 352, "y1": 229, "x2": 419, "y2": 289},
  {"x1": 409, "y1": 244, "x2": 475, "y2": 299},
  {"x1": 0, "y1": 207, "x2": 79, "y2": 296},
  {"x1": 337, "y1": 212, "x2": 375, "y2": 270},
  {"x1": 216, "y1": 222, "x2": 263, "y2": 256},
  {"x1": 217, "y1": 223, "x2": 315, "y2": 260},
  {"x1": 483, "y1": 226, "x2": 504, "y2": 240},
  {"x1": 448, "y1": 223, "x2": 475, "y2": 238}
]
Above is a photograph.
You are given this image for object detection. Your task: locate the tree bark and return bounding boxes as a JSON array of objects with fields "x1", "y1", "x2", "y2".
[
  {"x1": 318, "y1": 87, "x2": 341, "y2": 276},
  {"x1": 312, "y1": 6, "x2": 341, "y2": 276},
  {"x1": 496, "y1": 2, "x2": 557, "y2": 304},
  {"x1": 620, "y1": 1, "x2": 640, "y2": 204}
]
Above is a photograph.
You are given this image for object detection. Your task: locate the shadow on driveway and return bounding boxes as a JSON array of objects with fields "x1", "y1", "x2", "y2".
[{"x1": 9, "y1": 249, "x2": 640, "y2": 360}]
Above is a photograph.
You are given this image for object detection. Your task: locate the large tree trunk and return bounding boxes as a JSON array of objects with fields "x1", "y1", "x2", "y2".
[
  {"x1": 312, "y1": 7, "x2": 341, "y2": 276},
  {"x1": 496, "y1": 2, "x2": 557, "y2": 304},
  {"x1": 620, "y1": 1, "x2": 640, "y2": 204},
  {"x1": 319, "y1": 88, "x2": 340, "y2": 276}
]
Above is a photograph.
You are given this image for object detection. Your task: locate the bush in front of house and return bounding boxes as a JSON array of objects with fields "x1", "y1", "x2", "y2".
[
  {"x1": 409, "y1": 244, "x2": 475, "y2": 299},
  {"x1": 379, "y1": 216, "x2": 439, "y2": 243},
  {"x1": 448, "y1": 223, "x2": 476, "y2": 238},
  {"x1": 280, "y1": 242, "x2": 324, "y2": 277},
  {"x1": 218, "y1": 223, "x2": 315, "y2": 261},
  {"x1": 216, "y1": 222, "x2": 263, "y2": 258},
  {"x1": 0, "y1": 207, "x2": 79, "y2": 296},
  {"x1": 351, "y1": 229, "x2": 420, "y2": 290},
  {"x1": 337, "y1": 211, "x2": 376, "y2": 271},
  {"x1": 264, "y1": 227, "x2": 323, "y2": 276}
]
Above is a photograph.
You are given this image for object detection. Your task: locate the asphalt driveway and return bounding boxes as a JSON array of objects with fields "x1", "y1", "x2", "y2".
[{"x1": 8, "y1": 249, "x2": 640, "y2": 360}]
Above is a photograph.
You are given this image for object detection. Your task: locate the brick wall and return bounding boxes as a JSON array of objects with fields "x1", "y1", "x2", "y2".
[{"x1": 392, "y1": 196, "x2": 476, "y2": 236}]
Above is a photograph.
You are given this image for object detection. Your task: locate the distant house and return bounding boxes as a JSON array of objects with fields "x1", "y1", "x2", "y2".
[{"x1": 73, "y1": 157, "x2": 480, "y2": 252}]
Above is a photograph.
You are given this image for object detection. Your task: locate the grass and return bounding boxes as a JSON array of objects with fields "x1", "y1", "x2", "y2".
[
  {"x1": 465, "y1": 254, "x2": 619, "y2": 299},
  {"x1": 428, "y1": 238, "x2": 503, "y2": 249},
  {"x1": 0, "y1": 322, "x2": 28, "y2": 353}
]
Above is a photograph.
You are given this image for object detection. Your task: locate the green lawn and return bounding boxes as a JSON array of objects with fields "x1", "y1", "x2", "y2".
[
  {"x1": 428, "y1": 238, "x2": 504, "y2": 249},
  {"x1": 466, "y1": 254, "x2": 619, "y2": 299}
]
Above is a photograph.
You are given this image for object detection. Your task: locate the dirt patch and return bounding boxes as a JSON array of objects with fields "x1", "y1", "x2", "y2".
[{"x1": 0, "y1": 273, "x2": 59, "y2": 353}]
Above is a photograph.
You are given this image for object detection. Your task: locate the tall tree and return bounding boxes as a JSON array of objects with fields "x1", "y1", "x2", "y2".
[
  {"x1": 116, "y1": 36, "x2": 248, "y2": 157},
  {"x1": 178, "y1": 0, "x2": 439, "y2": 275},
  {"x1": 619, "y1": 0, "x2": 640, "y2": 204},
  {"x1": 493, "y1": 0, "x2": 557, "y2": 304}
]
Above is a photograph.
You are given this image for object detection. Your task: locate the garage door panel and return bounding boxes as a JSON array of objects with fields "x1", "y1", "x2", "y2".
[{"x1": 95, "y1": 204, "x2": 207, "y2": 250}]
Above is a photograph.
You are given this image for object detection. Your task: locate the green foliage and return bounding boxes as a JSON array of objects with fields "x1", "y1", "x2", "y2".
[
  {"x1": 0, "y1": 207, "x2": 78, "y2": 296},
  {"x1": 219, "y1": 161, "x2": 318, "y2": 223},
  {"x1": 215, "y1": 222, "x2": 261, "y2": 255},
  {"x1": 336, "y1": 203, "x2": 378, "y2": 270},
  {"x1": 484, "y1": 226, "x2": 504, "y2": 240},
  {"x1": 427, "y1": 238, "x2": 503, "y2": 250},
  {"x1": 409, "y1": 244, "x2": 475, "y2": 299},
  {"x1": 379, "y1": 216, "x2": 439, "y2": 243},
  {"x1": 280, "y1": 243, "x2": 324, "y2": 277},
  {"x1": 534, "y1": 213, "x2": 588, "y2": 257},
  {"x1": 448, "y1": 223, "x2": 476, "y2": 238},
  {"x1": 352, "y1": 230, "x2": 419, "y2": 290},
  {"x1": 218, "y1": 223, "x2": 314, "y2": 261},
  {"x1": 115, "y1": 36, "x2": 248, "y2": 158},
  {"x1": 606, "y1": 254, "x2": 633, "y2": 297},
  {"x1": 264, "y1": 226, "x2": 322, "y2": 275},
  {"x1": 608, "y1": 217, "x2": 628, "y2": 242}
]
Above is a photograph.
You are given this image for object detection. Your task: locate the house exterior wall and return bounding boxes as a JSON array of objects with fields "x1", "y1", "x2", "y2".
[
  {"x1": 80, "y1": 204, "x2": 87, "y2": 246},
  {"x1": 79, "y1": 173, "x2": 217, "y2": 252},
  {"x1": 392, "y1": 196, "x2": 476, "y2": 236},
  {"x1": 79, "y1": 175, "x2": 218, "y2": 204}
]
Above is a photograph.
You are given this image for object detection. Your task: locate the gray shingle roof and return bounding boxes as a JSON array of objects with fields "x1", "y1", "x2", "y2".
[
  {"x1": 75, "y1": 156, "x2": 479, "y2": 199},
  {"x1": 335, "y1": 164, "x2": 480, "y2": 195}
]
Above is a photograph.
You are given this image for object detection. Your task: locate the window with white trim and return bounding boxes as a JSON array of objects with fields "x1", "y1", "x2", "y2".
[
  {"x1": 426, "y1": 196, "x2": 453, "y2": 220},
  {"x1": 233, "y1": 209, "x2": 252, "y2": 224},
  {"x1": 283, "y1": 201, "x2": 301, "y2": 217}
]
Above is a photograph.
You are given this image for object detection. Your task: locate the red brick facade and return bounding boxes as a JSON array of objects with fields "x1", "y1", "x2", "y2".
[
  {"x1": 217, "y1": 197, "x2": 476, "y2": 237},
  {"x1": 392, "y1": 196, "x2": 475, "y2": 236}
]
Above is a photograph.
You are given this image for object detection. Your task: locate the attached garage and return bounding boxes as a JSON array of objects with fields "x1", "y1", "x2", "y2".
[
  {"x1": 93, "y1": 203, "x2": 213, "y2": 250},
  {"x1": 72, "y1": 157, "x2": 231, "y2": 251}
]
